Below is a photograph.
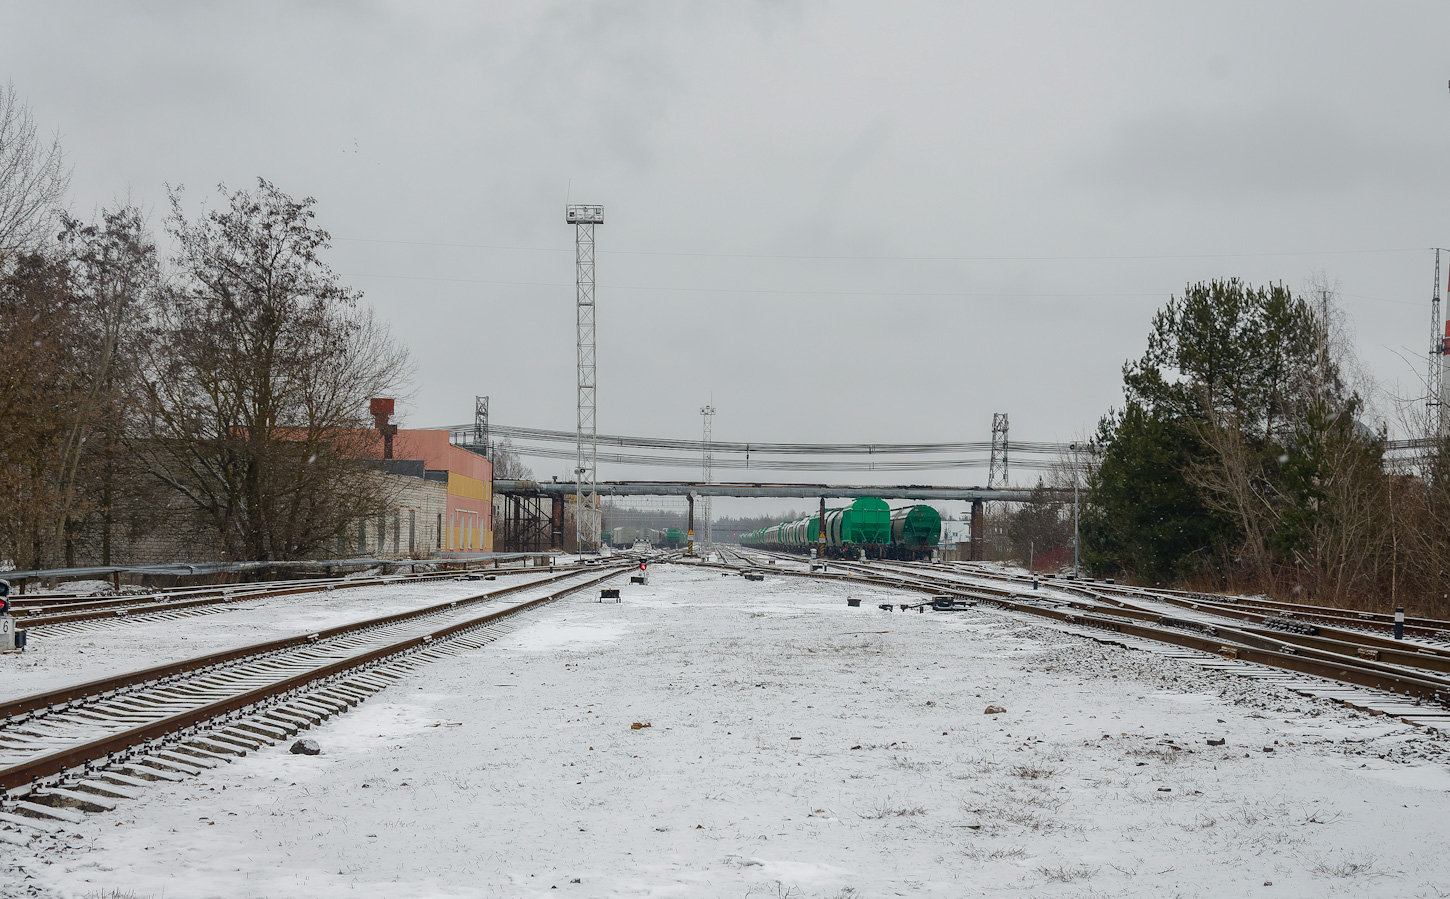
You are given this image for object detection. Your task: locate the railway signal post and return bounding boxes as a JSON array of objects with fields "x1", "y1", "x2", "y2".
[
  {"x1": 817, "y1": 496, "x2": 827, "y2": 563},
  {"x1": 0, "y1": 580, "x2": 24, "y2": 653},
  {"x1": 687, "y1": 492, "x2": 696, "y2": 556}
]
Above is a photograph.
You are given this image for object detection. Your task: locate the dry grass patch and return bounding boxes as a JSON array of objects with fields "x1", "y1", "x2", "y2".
[
  {"x1": 1309, "y1": 852, "x2": 1375, "y2": 878},
  {"x1": 1035, "y1": 863, "x2": 1098, "y2": 883},
  {"x1": 962, "y1": 844, "x2": 1027, "y2": 861},
  {"x1": 860, "y1": 796, "x2": 927, "y2": 819}
]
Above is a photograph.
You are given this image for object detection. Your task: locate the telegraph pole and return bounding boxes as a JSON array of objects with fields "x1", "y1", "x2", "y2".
[{"x1": 567, "y1": 204, "x2": 603, "y2": 557}]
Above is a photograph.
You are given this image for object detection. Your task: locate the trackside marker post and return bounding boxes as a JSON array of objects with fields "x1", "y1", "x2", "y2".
[{"x1": 0, "y1": 580, "x2": 23, "y2": 653}]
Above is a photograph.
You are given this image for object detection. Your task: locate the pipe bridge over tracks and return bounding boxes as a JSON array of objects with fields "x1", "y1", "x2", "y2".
[
  {"x1": 493, "y1": 480, "x2": 1057, "y2": 502},
  {"x1": 491, "y1": 480, "x2": 1072, "y2": 557}
]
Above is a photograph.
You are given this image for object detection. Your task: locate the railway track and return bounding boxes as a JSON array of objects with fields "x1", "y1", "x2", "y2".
[
  {"x1": 936, "y1": 560, "x2": 1450, "y2": 645},
  {"x1": 6, "y1": 563, "x2": 543, "y2": 634},
  {"x1": 927, "y1": 560, "x2": 1450, "y2": 656},
  {"x1": 0, "y1": 565, "x2": 625, "y2": 838},
  {"x1": 713, "y1": 548, "x2": 1450, "y2": 728}
]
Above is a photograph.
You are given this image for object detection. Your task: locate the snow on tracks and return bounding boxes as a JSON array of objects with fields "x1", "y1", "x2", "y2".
[{"x1": 10, "y1": 564, "x2": 1450, "y2": 898}]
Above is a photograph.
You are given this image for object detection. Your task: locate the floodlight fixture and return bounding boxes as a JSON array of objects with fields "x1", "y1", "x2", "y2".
[{"x1": 566, "y1": 204, "x2": 605, "y2": 225}]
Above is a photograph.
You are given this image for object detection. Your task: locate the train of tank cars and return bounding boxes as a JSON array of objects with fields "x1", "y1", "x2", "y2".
[
  {"x1": 738, "y1": 498, "x2": 941, "y2": 560},
  {"x1": 609, "y1": 527, "x2": 690, "y2": 549}
]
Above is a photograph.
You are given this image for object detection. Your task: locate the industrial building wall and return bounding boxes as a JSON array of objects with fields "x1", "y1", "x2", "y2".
[
  {"x1": 350, "y1": 472, "x2": 449, "y2": 558},
  {"x1": 383, "y1": 430, "x2": 494, "y2": 553},
  {"x1": 445, "y1": 470, "x2": 492, "y2": 552}
]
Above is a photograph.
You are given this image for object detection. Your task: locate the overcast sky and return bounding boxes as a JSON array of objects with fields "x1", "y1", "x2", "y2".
[{"x1": 6, "y1": 1, "x2": 1450, "y2": 505}]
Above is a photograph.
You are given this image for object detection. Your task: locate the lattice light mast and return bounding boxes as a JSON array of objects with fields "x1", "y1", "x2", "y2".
[
  {"x1": 567, "y1": 204, "x2": 604, "y2": 554},
  {"x1": 700, "y1": 404, "x2": 716, "y2": 545},
  {"x1": 1433, "y1": 249, "x2": 1448, "y2": 440}
]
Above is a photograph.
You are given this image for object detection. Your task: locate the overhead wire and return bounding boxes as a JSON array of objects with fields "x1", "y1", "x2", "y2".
[
  {"x1": 437, "y1": 423, "x2": 1074, "y2": 456},
  {"x1": 334, "y1": 235, "x2": 1423, "y2": 263}
]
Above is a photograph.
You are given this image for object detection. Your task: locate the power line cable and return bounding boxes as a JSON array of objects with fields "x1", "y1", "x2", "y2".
[
  {"x1": 446, "y1": 423, "x2": 1075, "y2": 456},
  {"x1": 334, "y1": 236, "x2": 1422, "y2": 263}
]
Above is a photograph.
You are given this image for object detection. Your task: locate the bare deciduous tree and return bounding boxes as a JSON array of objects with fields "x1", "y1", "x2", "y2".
[
  {"x1": 0, "y1": 252, "x2": 74, "y2": 567},
  {"x1": 54, "y1": 206, "x2": 157, "y2": 564},
  {"x1": 490, "y1": 438, "x2": 534, "y2": 480},
  {"x1": 0, "y1": 82, "x2": 69, "y2": 257},
  {"x1": 136, "y1": 178, "x2": 411, "y2": 561}
]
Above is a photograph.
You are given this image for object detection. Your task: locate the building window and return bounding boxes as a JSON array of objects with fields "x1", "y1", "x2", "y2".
[
  {"x1": 393, "y1": 511, "x2": 401, "y2": 553},
  {"x1": 357, "y1": 520, "x2": 366, "y2": 554},
  {"x1": 436, "y1": 512, "x2": 443, "y2": 550},
  {"x1": 409, "y1": 510, "x2": 416, "y2": 553}
]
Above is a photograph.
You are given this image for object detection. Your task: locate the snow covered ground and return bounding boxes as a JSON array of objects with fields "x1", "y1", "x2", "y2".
[
  {"x1": 6, "y1": 565, "x2": 1450, "y2": 898},
  {"x1": 1, "y1": 573, "x2": 560, "y2": 701}
]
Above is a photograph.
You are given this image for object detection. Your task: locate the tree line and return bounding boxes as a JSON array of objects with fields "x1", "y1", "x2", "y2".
[
  {"x1": 1, "y1": 85, "x2": 408, "y2": 570},
  {"x1": 1080, "y1": 277, "x2": 1450, "y2": 616}
]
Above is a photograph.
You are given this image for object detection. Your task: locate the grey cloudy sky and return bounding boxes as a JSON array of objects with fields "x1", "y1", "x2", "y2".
[{"x1": 5, "y1": 1, "x2": 1450, "y2": 498}]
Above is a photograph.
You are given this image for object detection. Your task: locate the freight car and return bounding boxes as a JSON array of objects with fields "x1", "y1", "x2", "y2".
[
  {"x1": 738, "y1": 498, "x2": 939, "y2": 559},
  {"x1": 611, "y1": 526, "x2": 638, "y2": 546},
  {"x1": 886, "y1": 505, "x2": 942, "y2": 559}
]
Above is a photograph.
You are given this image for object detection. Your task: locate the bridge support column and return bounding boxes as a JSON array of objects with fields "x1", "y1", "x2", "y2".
[
  {"x1": 687, "y1": 493, "x2": 696, "y2": 555},
  {"x1": 970, "y1": 499, "x2": 984, "y2": 562},
  {"x1": 551, "y1": 495, "x2": 564, "y2": 551}
]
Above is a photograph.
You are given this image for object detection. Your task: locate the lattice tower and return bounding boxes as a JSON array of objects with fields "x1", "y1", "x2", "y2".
[
  {"x1": 700, "y1": 404, "x2": 716, "y2": 544},
  {"x1": 474, "y1": 395, "x2": 489, "y2": 458},
  {"x1": 988, "y1": 413, "x2": 1009, "y2": 488},
  {"x1": 1433, "y1": 250, "x2": 1446, "y2": 440},
  {"x1": 567, "y1": 205, "x2": 604, "y2": 551}
]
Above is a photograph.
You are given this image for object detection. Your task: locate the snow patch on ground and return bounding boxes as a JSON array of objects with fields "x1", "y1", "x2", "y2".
[
  {"x1": 6, "y1": 566, "x2": 1450, "y2": 898},
  {"x1": 505, "y1": 616, "x2": 630, "y2": 652},
  {"x1": 0, "y1": 574, "x2": 558, "y2": 701}
]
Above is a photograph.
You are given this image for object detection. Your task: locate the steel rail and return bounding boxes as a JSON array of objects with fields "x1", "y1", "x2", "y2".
[
  {"x1": 946, "y1": 563, "x2": 1450, "y2": 649},
  {"x1": 9, "y1": 571, "x2": 463, "y2": 610},
  {"x1": 9, "y1": 563, "x2": 520, "y2": 610},
  {"x1": 709, "y1": 553, "x2": 1450, "y2": 706},
  {"x1": 837, "y1": 559, "x2": 1450, "y2": 677},
  {"x1": 944, "y1": 561, "x2": 1450, "y2": 637},
  {"x1": 10, "y1": 566, "x2": 534, "y2": 629},
  {"x1": 0, "y1": 567, "x2": 626, "y2": 793},
  {"x1": 0, "y1": 569, "x2": 583, "y2": 719},
  {"x1": 845, "y1": 561, "x2": 1450, "y2": 699}
]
